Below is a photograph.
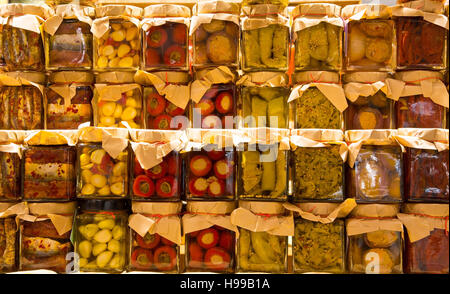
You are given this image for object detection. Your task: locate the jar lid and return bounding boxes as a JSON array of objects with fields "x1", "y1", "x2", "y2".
[
  {"x1": 403, "y1": 203, "x2": 449, "y2": 217},
  {"x1": 0, "y1": 3, "x2": 54, "y2": 19},
  {"x1": 394, "y1": 70, "x2": 443, "y2": 84},
  {"x1": 0, "y1": 71, "x2": 46, "y2": 85},
  {"x1": 187, "y1": 201, "x2": 235, "y2": 214},
  {"x1": 343, "y1": 72, "x2": 391, "y2": 83},
  {"x1": 351, "y1": 204, "x2": 399, "y2": 218},
  {"x1": 149, "y1": 71, "x2": 190, "y2": 84},
  {"x1": 80, "y1": 199, "x2": 129, "y2": 212},
  {"x1": 143, "y1": 4, "x2": 191, "y2": 18},
  {"x1": 241, "y1": 4, "x2": 289, "y2": 18},
  {"x1": 342, "y1": 4, "x2": 392, "y2": 19},
  {"x1": 194, "y1": 0, "x2": 240, "y2": 15},
  {"x1": 291, "y1": 3, "x2": 341, "y2": 19},
  {"x1": 50, "y1": 71, "x2": 94, "y2": 84},
  {"x1": 292, "y1": 71, "x2": 340, "y2": 84},
  {"x1": 54, "y1": 4, "x2": 95, "y2": 18},
  {"x1": 96, "y1": 71, "x2": 136, "y2": 84},
  {"x1": 95, "y1": 4, "x2": 143, "y2": 18}
]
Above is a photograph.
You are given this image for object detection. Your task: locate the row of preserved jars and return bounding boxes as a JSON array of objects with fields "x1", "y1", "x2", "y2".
[
  {"x1": 1, "y1": 133, "x2": 448, "y2": 203},
  {"x1": 0, "y1": 3, "x2": 448, "y2": 72},
  {"x1": 0, "y1": 70, "x2": 448, "y2": 131},
  {"x1": 1, "y1": 201, "x2": 447, "y2": 274}
]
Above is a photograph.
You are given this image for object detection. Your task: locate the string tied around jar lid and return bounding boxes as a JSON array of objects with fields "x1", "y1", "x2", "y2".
[
  {"x1": 253, "y1": 212, "x2": 284, "y2": 219},
  {"x1": 85, "y1": 211, "x2": 119, "y2": 219},
  {"x1": 404, "y1": 76, "x2": 443, "y2": 86},
  {"x1": 142, "y1": 212, "x2": 182, "y2": 223}
]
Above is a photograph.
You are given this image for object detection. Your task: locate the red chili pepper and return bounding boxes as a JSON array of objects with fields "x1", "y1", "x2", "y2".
[
  {"x1": 145, "y1": 48, "x2": 161, "y2": 66},
  {"x1": 188, "y1": 177, "x2": 208, "y2": 197},
  {"x1": 204, "y1": 247, "x2": 231, "y2": 271},
  {"x1": 215, "y1": 91, "x2": 233, "y2": 114},
  {"x1": 218, "y1": 230, "x2": 234, "y2": 251},
  {"x1": 153, "y1": 114, "x2": 172, "y2": 130},
  {"x1": 194, "y1": 98, "x2": 215, "y2": 116},
  {"x1": 190, "y1": 155, "x2": 212, "y2": 177},
  {"x1": 171, "y1": 23, "x2": 187, "y2": 45},
  {"x1": 165, "y1": 102, "x2": 185, "y2": 117},
  {"x1": 133, "y1": 175, "x2": 155, "y2": 198},
  {"x1": 146, "y1": 161, "x2": 168, "y2": 179},
  {"x1": 196, "y1": 228, "x2": 219, "y2": 249},
  {"x1": 164, "y1": 45, "x2": 186, "y2": 66},
  {"x1": 207, "y1": 179, "x2": 225, "y2": 197},
  {"x1": 147, "y1": 27, "x2": 168, "y2": 48},
  {"x1": 147, "y1": 93, "x2": 166, "y2": 116},
  {"x1": 136, "y1": 233, "x2": 160, "y2": 249},
  {"x1": 206, "y1": 150, "x2": 225, "y2": 161},
  {"x1": 213, "y1": 159, "x2": 233, "y2": 180},
  {"x1": 156, "y1": 176, "x2": 177, "y2": 198},
  {"x1": 131, "y1": 248, "x2": 153, "y2": 270},
  {"x1": 153, "y1": 246, "x2": 177, "y2": 271}
]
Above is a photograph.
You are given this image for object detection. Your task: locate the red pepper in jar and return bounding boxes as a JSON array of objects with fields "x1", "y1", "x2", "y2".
[
  {"x1": 153, "y1": 246, "x2": 177, "y2": 271},
  {"x1": 133, "y1": 175, "x2": 155, "y2": 198},
  {"x1": 155, "y1": 176, "x2": 177, "y2": 198},
  {"x1": 164, "y1": 45, "x2": 186, "y2": 66},
  {"x1": 195, "y1": 98, "x2": 215, "y2": 116},
  {"x1": 215, "y1": 92, "x2": 233, "y2": 114},
  {"x1": 137, "y1": 233, "x2": 160, "y2": 249},
  {"x1": 165, "y1": 102, "x2": 184, "y2": 117},
  {"x1": 190, "y1": 155, "x2": 212, "y2": 177},
  {"x1": 171, "y1": 23, "x2": 187, "y2": 45},
  {"x1": 206, "y1": 150, "x2": 225, "y2": 161},
  {"x1": 188, "y1": 242, "x2": 204, "y2": 268},
  {"x1": 204, "y1": 247, "x2": 231, "y2": 271},
  {"x1": 145, "y1": 48, "x2": 161, "y2": 65},
  {"x1": 147, "y1": 27, "x2": 168, "y2": 48},
  {"x1": 218, "y1": 230, "x2": 234, "y2": 251},
  {"x1": 166, "y1": 155, "x2": 178, "y2": 176},
  {"x1": 146, "y1": 161, "x2": 168, "y2": 179},
  {"x1": 213, "y1": 159, "x2": 233, "y2": 179},
  {"x1": 196, "y1": 228, "x2": 219, "y2": 249},
  {"x1": 153, "y1": 114, "x2": 172, "y2": 129},
  {"x1": 134, "y1": 157, "x2": 145, "y2": 176},
  {"x1": 147, "y1": 93, "x2": 166, "y2": 116},
  {"x1": 207, "y1": 178, "x2": 226, "y2": 197},
  {"x1": 188, "y1": 177, "x2": 208, "y2": 197},
  {"x1": 131, "y1": 248, "x2": 153, "y2": 270}
]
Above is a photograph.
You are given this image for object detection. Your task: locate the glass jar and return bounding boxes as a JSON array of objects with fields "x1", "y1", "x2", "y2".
[
  {"x1": 0, "y1": 72, "x2": 44, "y2": 130},
  {"x1": 192, "y1": 1, "x2": 239, "y2": 68},
  {"x1": 395, "y1": 16, "x2": 447, "y2": 70},
  {"x1": 143, "y1": 71, "x2": 190, "y2": 130},
  {"x1": 45, "y1": 5, "x2": 94, "y2": 70},
  {"x1": 237, "y1": 143, "x2": 288, "y2": 201},
  {"x1": 74, "y1": 200, "x2": 128, "y2": 273},
  {"x1": 239, "y1": 84, "x2": 289, "y2": 129},
  {"x1": 237, "y1": 228, "x2": 287, "y2": 273},
  {"x1": 293, "y1": 218, "x2": 345, "y2": 273},
  {"x1": 0, "y1": 215, "x2": 17, "y2": 273},
  {"x1": 46, "y1": 71, "x2": 94, "y2": 130},
  {"x1": 141, "y1": 5, "x2": 190, "y2": 70},
  {"x1": 344, "y1": 72, "x2": 395, "y2": 130},
  {"x1": 292, "y1": 145, "x2": 344, "y2": 202},
  {"x1": 405, "y1": 147, "x2": 449, "y2": 202},
  {"x1": 185, "y1": 225, "x2": 235, "y2": 273},
  {"x1": 342, "y1": 5, "x2": 395, "y2": 72},
  {"x1": 396, "y1": 95, "x2": 446, "y2": 128},
  {"x1": 93, "y1": 5, "x2": 142, "y2": 71},
  {"x1": 292, "y1": 4, "x2": 343, "y2": 71},
  {"x1": 186, "y1": 145, "x2": 235, "y2": 201},
  {"x1": 22, "y1": 145, "x2": 76, "y2": 201},
  {"x1": 192, "y1": 83, "x2": 237, "y2": 129},
  {"x1": 291, "y1": 72, "x2": 344, "y2": 130},
  {"x1": 347, "y1": 144, "x2": 403, "y2": 203},
  {"x1": 0, "y1": 150, "x2": 21, "y2": 201},
  {"x1": 131, "y1": 151, "x2": 181, "y2": 201},
  {"x1": 95, "y1": 72, "x2": 143, "y2": 129},
  {"x1": 348, "y1": 229, "x2": 403, "y2": 274},
  {"x1": 77, "y1": 143, "x2": 129, "y2": 199}
]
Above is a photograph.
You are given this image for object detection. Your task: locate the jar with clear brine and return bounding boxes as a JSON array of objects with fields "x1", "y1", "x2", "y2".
[
  {"x1": 92, "y1": 5, "x2": 142, "y2": 71},
  {"x1": 0, "y1": 72, "x2": 44, "y2": 130},
  {"x1": 347, "y1": 204, "x2": 403, "y2": 274},
  {"x1": 45, "y1": 5, "x2": 94, "y2": 70},
  {"x1": 95, "y1": 72, "x2": 143, "y2": 129},
  {"x1": 292, "y1": 4, "x2": 343, "y2": 71},
  {"x1": 290, "y1": 71, "x2": 346, "y2": 130},
  {"x1": 0, "y1": 147, "x2": 21, "y2": 201},
  {"x1": 291, "y1": 130, "x2": 345, "y2": 202},
  {"x1": 23, "y1": 145, "x2": 76, "y2": 201},
  {"x1": 19, "y1": 202, "x2": 76, "y2": 273},
  {"x1": 191, "y1": 1, "x2": 239, "y2": 68},
  {"x1": 186, "y1": 144, "x2": 235, "y2": 201},
  {"x1": 342, "y1": 4, "x2": 396, "y2": 72},
  {"x1": 346, "y1": 130, "x2": 403, "y2": 203},
  {"x1": 141, "y1": 5, "x2": 190, "y2": 70},
  {"x1": 77, "y1": 143, "x2": 129, "y2": 199},
  {"x1": 74, "y1": 200, "x2": 128, "y2": 273},
  {"x1": 241, "y1": 6, "x2": 289, "y2": 71},
  {"x1": 238, "y1": 143, "x2": 288, "y2": 201},
  {"x1": 395, "y1": 71, "x2": 448, "y2": 129},
  {"x1": 46, "y1": 71, "x2": 93, "y2": 130},
  {"x1": 238, "y1": 72, "x2": 289, "y2": 129}
]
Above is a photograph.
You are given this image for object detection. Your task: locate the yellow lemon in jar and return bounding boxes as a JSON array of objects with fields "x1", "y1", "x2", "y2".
[
  {"x1": 113, "y1": 104, "x2": 123, "y2": 118},
  {"x1": 79, "y1": 153, "x2": 91, "y2": 166},
  {"x1": 109, "y1": 57, "x2": 120, "y2": 68},
  {"x1": 96, "y1": 251, "x2": 114, "y2": 268},
  {"x1": 118, "y1": 56, "x2": 133, "y2": 68},
  {"x1": 109, "y1": 175, "x2": 124, "y2": 185},
  {"x1": 111, "y1": 23, "x2": 122, "y2": 31},
  {"x1": 102, "y1": 45, "x2": 114, "y2": 57},
  {"x1": 101, "y1": 102, "x2": 116, "y2": 117},
  {"x1": 110, "y1": 182, "x2": 124, "y2": 196},
  {"x1": 121, "y1": 107, "x2": 137, "y2": 121},
  {"x1": 81, "y1": 169, "x2": 93, "y2": 184},
  {"x1": 125, "y1": 98, "x2": 138, "y2": 108},
  {"x1": 97, "y1": 56, "x2": 108, "y2": 68},
  {"x1": 100, "y1": 116, "x2": 116, "y2": 126},
  {"x1": 109, "y1": 254, "x2": 122, "y2": 269},
  {"x1": 108, "y1": 49, "x2": 117, "y2": 60},
  {"x1": 91, "y1": 174, "x2": 107, "y2": 188},
  {"x1": 126, "y1": 26, "x2": 138, "y2": 41},
  {"x1": 90, "y1": 149, "x2": 106, "y2": 164},
  {"x1": 111, "y1": 30, "x2": 125, "y2": 42},
  {"x1": 97, "y1": 185, "x2": 111, "y2": 196},
  {"x1": 81, "y1": 183, "x2": 96, "y2": 195},
  {"x1": 117, "y1": 44, "x2": 131, "y2": 58},
  {"x1": 112, "y1": 162, "x2": 126, "y2": 176}
]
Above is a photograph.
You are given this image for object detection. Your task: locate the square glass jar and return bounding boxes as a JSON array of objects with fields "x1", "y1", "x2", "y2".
[
  {"x1": 77, "y1": 143, "x2": 129, "y2": 199},
  {"x1": 237, "y1": 228, "x2": 287, "y2": 273},
  {"x1": 186, "y1": 145, "x2": 235, "y2": 201},
  {"x1": 185, "y1": 226, "x2": 235, "y2": 273},
  {"x1": 396, "y1": 95, "x2": 447, "y2": 128},
  {"x1": 22, "y1": 146, "x2": 76, "y2": 201},
  {"x1": 131, "y1": 151, "x2": 181, "y2": 201}
]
